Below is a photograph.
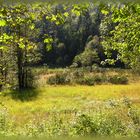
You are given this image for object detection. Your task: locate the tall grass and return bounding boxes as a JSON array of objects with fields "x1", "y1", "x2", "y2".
[{"x1": 0, "y1": 98, "x2": 140, "y2": 137}]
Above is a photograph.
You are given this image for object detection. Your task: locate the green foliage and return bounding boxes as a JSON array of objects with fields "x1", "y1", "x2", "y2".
[
  {"x1": 97, "y1": 115, "x2": 126, "y2": 136},
  {"x1": 47, "y1": 73, "x2": 70, "y2": 85},
  {"x1": 108, "y1": 75, "x2": 128, "y2": 84},
  {"x1": 0, "y1": 2, "x2": 140, "y2": 139},
  {"x1": 0, "y1": 103, "x2": 138, "y2": 137},
  {"x1": 1, "y1": 82, "x2": 140, "y2": 137},
  {"x1": 93, "y1": 75, "x2": 105, "y2": 84},
  {"x1": 0, "y1": 4, "x2": 41, "y2": 90},
  {"x1": 0, "y1": 103, "x2": 7, "y2": 133},
  {"x1": 101, "y1": 4, "x2": 140, "y2": 70},
  {"x1": 76, "y1": 77, "x2": 95, "y2": 86},
  {"x1": 71, "y1": 69, "x2": 85, "y2": 78},
  {"x1": 73, "y1": 47, "x2": 100, "y2": 67},
  {"x1": 73, "y1": 114, "x2": 97, "y2": 136},
  {"x1": 0, "y1": 19, "x2": 6, "y2": 27},
  {"x1": 46, "y1": 68, "x2": 129, "y2": 86}
]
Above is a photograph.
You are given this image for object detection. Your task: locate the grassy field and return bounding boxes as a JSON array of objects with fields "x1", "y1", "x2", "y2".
[
  {"x1": 0, "y1": 68, "x2": 140, "y2": 137},
  {"x1": 1, "y1": 82, "x2": 140, "y2": 121}
]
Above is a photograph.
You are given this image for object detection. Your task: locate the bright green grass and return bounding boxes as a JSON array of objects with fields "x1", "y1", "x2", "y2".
[{"x1": 1, "y1": 83, "x2": 140, "y2": 117}]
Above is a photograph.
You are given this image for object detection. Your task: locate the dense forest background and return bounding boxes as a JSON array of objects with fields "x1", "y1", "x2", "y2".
[{"x1": 0, "y1": 1, "x2": 140, "y2": 90}]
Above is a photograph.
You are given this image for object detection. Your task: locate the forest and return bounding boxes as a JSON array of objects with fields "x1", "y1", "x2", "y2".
[{"x1": 0, "y1": 0, "x2": 140, "y2": 139}]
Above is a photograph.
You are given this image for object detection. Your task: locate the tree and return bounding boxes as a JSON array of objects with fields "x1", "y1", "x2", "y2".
[
  {"x1": 73, "y1": 47, "x2": 100, "y2": 67},
  {"x1": 101, "y1": 4, "x2": 140, "y2": 70},
  {"x1": 0, "y1": 4, "x2": 39, "y2": 89}
]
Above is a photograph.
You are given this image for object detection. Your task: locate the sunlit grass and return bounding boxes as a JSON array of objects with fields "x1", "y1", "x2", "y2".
[
  {"x1": 1, "y1": 82, "x2": 140, "y2": 117},
  {"x1": 1, "y1": 68, "x2": 140, "y2": 128}
]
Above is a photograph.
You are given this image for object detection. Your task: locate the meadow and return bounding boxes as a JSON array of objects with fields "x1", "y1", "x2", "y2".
[
  {"x1": 0, "y1": 68, "x2": 140, "y2": 137},
  {"x1": 0, "y1": 1, "x2": 140, "y2": 139}
]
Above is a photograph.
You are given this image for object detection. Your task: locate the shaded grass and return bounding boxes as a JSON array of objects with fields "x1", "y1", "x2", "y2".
[{"x1": 2, "y1": 88, "x2": 39, "y2": 102}]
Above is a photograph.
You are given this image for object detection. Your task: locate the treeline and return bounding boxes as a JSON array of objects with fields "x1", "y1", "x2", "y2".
[{"x1": 0, "y1": 2, "x2": 140, "y2": 90}]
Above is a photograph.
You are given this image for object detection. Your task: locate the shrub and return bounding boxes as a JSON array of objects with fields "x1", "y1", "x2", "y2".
[
  {"x1": 127, "y1": 107, "x2": 140, "y2": 136},
  {"x1": 108, "y1": 75, "x2": 128, "y2": 84},
  {"x1": 94, "y1": 75, "x2": 104, "y2": 84},
  {"x1": 72, "y1": 69, "x2": 84, "y2": 78},
  {"x1": 0, "y1": 103, "x2": 10, "y2": 135},
  {"x1": 47, "y1": 73, "x2": 70, "y2": 85},
  {"x1": 97, "y1": 115, "x2": 126, "y2": 136},
  {"x1": 73, "y1": 113, "x2": 126, "y2": 136},
  {"x1": 1, "y1": 104, "x2": 140, "y2": 137},
  {"x1": 76, "y1": 77, "x2": 95, "y2": 86},
  {"x1": 70, "y1": 62, "x2": 79, "y2": 68},
  {"x1": 73, "y1": 114, "x2": 98, "y2": 136},
  {"x1": 0, "y1": 106, "x2": 6, "y2": 133},
  {"x1": 76, "y1": 75, "x2": 107, "y2": 85},
  {"x1": 73, "y1": 47, "x2": 100, "y2": 67},
  {"x1": 91, "y1": 64, "x2": 100, "y2": 72}
]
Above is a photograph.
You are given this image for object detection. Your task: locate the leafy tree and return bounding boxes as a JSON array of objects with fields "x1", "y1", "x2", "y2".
[
  {"x1": 73, "y1": 47, "x2": 100, "y2": 67},
  {"x1": 101, "y1": 4, "x2": 140, "y2": 70},
  {"x1": 0, "y1": 4, "x2": 39, "y2": 89}
]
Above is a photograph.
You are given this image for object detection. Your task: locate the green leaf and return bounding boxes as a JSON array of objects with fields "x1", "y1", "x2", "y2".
[
  {"x1": 30, "y1": 13, "x2": 36, "y2": 20},
  {"x1": 44, "y1": 38, "x2": 53, "y2": 43},
  {"x1": 27, "y1": 45, "x2": 33, "y2": 50},
  {"x1": 64, "y1": 12, "x2": 69, "y2": 17},
  {"x1": 19, "y1": 38, "x2": 24, "y2": 42},
  {"x1": 51, "y1": 15, "x2": 57, "y2": 21},
  {"x1": 30, "y1": 24, "x2": 35, "y2": 30},
  {"x1": 0, "y1": 19, "x2": 6, "y2": 27},
  {"x1": 44, "y1": 38, "x2": 49, "y2": 43},
  {"x1": 55, "y1": 21, "x2": 60, "y2": 25},
  {"x1": 46, "y1": 44, "x2": 52, "y2": 51},
  {"x1": 18, "y1": 43, "x2": 25, "y2": 49},
  {"x1": 72, "y1": 9, "x2": 81, "y2": 16},
  {"x1": 101, "y1": 9, "x2": 109, "y2": 15},
  {"x1": 46, "y1": 16, "x2": 50, "y2": 20},
  {"x1": 0, "y1": 46, "x2": 8, "y2": 51}
]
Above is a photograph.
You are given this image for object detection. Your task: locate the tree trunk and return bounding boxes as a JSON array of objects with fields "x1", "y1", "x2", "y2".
[
  {"x1": 17, "y1": 25, "x2": 24, "y2": 90},
  {"x1": 17, "y1": 46, "x2": 24, "y2": 89}
]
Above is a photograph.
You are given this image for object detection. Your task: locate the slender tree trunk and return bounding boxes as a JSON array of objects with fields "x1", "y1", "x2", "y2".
[
  {"x1": 24, "y1": 23, "x2": 28, "y2": 88},
  {"x1": 0, "y1": 49, "x2": 3, "y2": 91},
  {"x1": 0, "y1": 27, "x2": 4, "y2": 90},
  {"x1": 0, "y1": 27, "x2": 3, "y2": 91},
  {"x1": 17, "y1": 25, "x2": 24, "y2": 89},
  {"x1": 17, "y1": 47, "x2": 23, "y2": 89}
]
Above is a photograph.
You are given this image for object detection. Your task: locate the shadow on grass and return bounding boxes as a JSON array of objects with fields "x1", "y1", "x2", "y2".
[{"x1": 7, "y1": 88, "x2": 39, "y2": 102}]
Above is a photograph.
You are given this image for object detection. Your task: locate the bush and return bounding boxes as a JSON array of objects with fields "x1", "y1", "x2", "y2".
[
  {"x1": 1, "y1": 103, "x2": 140, "y2": 137},
  {"x1": 70, "y1": 62, "x2": 79, "y2": 68},
  {"x1": 73, "y1": 113, "x2": 126, "y2": 136},
  {"x1": 97, "y1": 115, "x2": 126, "y2": 136},
  {"x1": 47, "y1": 73, "x2": 70, "y2": 85},
  {"x1": 71, "y1": 69, "x2": 85, "y2": 78},
  {"x1": 76, "y1": 75, "x2": 107, "y2": 85},
  {"x1": 76, "y1": 77, "x2": 95, "y2": 86},
  {"x1": 0, "y1": 105, "x2": 7, "y2": 133},
  {"x1": 73, "y1": 47, "x2": 100, "y2": 67},
  {"x1": 91, "y1": 64, "x2": 100, "y2": 71},
  {"x1": 94, "y1": 75, "x2": 105, "y2": 84},
  {"x1": 0, "y1": 103, "x2": 11, "y2": 135},
  {"x1": 73, "y1": 114, "x2": 98, "y2": 136},
  {"x1": 108, "y1": 75, "x2": 128, "y2": 84}
]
